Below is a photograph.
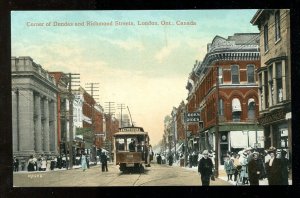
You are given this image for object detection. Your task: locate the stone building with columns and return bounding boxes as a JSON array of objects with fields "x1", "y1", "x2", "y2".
[{"x1": 12, "y1": 56, "x2": 58, "y2": 159}]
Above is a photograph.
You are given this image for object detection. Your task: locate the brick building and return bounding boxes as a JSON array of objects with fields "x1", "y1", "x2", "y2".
[
  {"x1": 74, "y1": 86, "x2": 105, "y2": 150},
  {"x1": 49, "y1": 72, "x2": 69, "y2": 154},
  {"x1": 186, "y1": 33, "x2": 263, "y2": 165}
]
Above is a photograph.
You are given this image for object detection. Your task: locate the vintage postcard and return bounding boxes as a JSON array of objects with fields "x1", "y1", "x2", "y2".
[{"x1": 1, "y1": 1, "x2": 298, "y2": 196}]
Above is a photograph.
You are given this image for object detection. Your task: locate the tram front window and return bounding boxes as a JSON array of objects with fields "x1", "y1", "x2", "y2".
[{"x1": 116, "y1": 138, "x2": 125, "y2": 151}]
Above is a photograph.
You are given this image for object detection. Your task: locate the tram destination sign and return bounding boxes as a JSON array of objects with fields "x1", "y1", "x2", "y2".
[{"x1": 185, "y1": 112, "x2": 200, "y2": 122}]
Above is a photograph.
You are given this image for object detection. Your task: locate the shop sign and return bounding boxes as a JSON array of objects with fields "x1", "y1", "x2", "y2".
[{"x1": 185, "y1": 112, "x2": 200, "y2": 122}]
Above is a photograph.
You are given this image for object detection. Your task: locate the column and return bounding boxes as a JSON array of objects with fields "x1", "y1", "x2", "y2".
[
  {"x1": 12, "y1": 90, "x2": 18, "y2": 152},
  {"x1": 34, "y1": 93, "x2": 43, "y2": 152},
  {"x1": 18, "y1": 89, "x2": 35, "y2": 154},
  {"x1": 43, "y1": 97, "x2": 50, "y2": 153},
  {"x1": 49, "y1": 99, "x2": 58, "y2": 153}
]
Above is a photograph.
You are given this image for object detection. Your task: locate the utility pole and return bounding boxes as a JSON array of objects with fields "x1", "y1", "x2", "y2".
[
  {"x1": 117, "y1": 104, "x2": 126, "y2": 127},
  {"x1": 105, "y1": 102, "x2": 115, "y2": 116},
  {"x1": 85, "y1": 83, "x2": 99, "y2": 142},
  {"x1": 105, "y1": 102, "x2": 115, "y2": 157},
  {"x1": 67, "y1": 73, "x2": 80, "y2": 169},
  {"x1": 184, "y1": 105, "x2": 188, "y2": 167},
  {"x1": 85, "y1": 83, "x2": 99, "y2": 162},
  {"x1": 215, "y1": 65, "x2": 220, "y2": 178}
]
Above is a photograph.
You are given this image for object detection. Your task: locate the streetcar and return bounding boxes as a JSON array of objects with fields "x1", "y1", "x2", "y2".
[{"x1": 113, "y1": 126, "x2": 151, "y2": 173}]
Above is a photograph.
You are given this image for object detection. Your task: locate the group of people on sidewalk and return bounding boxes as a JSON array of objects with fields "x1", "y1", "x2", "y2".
[
  {"x1": 224, "y1": 146, "x2": 290, "y2": 185},
  {"x1": 24, "y1": 154, "x2": 65, "y2": 172},
  {"x1": 197, "y1": 146, "x2": 290, "y2": 186}
]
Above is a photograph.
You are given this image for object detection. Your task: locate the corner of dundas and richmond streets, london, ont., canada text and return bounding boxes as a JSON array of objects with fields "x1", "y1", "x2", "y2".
[{"x1": 26, "y1": 20, "x2": 197, "y2": 27}]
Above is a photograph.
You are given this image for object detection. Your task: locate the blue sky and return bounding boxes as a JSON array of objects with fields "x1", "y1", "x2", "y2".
[{"x1": 11, "y1": 10, "x2": 258, "y2": 145}]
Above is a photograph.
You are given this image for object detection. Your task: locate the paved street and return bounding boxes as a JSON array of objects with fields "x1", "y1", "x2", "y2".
[{"x1": 13, "y1": 162, "x2": 231, "y2": 187}]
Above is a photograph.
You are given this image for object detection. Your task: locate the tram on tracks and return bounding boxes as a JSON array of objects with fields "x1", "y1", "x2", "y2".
[{"x1": 113, "y1": 126, "x2": 151, "y2": 173}]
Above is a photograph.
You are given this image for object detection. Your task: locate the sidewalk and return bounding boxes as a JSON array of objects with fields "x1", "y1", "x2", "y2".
[{"x1": 177, "y1": 162, "x2": 292, "y2": 185}]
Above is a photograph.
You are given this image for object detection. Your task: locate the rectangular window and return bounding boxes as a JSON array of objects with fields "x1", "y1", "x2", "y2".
[
  {"x1": 275, "y1": 10, "x2": 281, "y2": 41},
  {"x1": 264, "y1": 24, "x2": 269, "y2": 52},
  {"x1": 268, "y1": 65, "x2": 274, "y2": 105},
  {"x1": 276, "y1": 62, "x2": 283, "y2": 102},
  {"x1": 231, "y1": 65, "x2": 240, "y2": 84},
  {"x1": 264, "y1": 71, "x2": 269, "y2": 108},
  {"x1": 247, "y1": 65, "x2": 255, "y2": 83},
  {"x1": 219, "y1": 99, "x2": 224, "y2": 116},
  {"x1": 218, "y1": 67, "x2": 223, "y2": 84}
]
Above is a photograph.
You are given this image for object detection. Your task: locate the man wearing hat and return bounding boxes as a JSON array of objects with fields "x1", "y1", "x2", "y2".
[
  {"x1": 265, "y1": 147, "x2": 282, "y2": 185},
  {"x1": 248, "y1": 151, "x2": 264, "y2": 185},
  {"x1": 198, "y1": 150, "x2": 214, "y2": 186}
]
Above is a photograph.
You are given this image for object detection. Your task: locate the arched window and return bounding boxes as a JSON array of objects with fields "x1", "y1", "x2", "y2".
[
  {"x1": 232, "y1": 98, "x2": 241, "y2": 122},
  {"x1": 248, "y1": 98, "x2": 255, "y2": 120}
]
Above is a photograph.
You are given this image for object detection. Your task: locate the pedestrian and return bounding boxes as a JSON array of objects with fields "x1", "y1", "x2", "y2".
[
  {"x1": 156, "y1": 154, "x2": 162, "y2": 164},
  {"x1": 224, "y1": 156, "x2": 234, "y2": 181},
  {"x1": 27, "y1": 155, "x2": 35, "y2": 172},
  {"x1": 37, "y1": 157, "x2": 42, "y2": 171},
  {"x1": 13, "y1": 156, "x2": 19, "y2": 172},
  {"x1": 168, "y1": 154, "x2": 173, "y2": 166},
  {"x1": 100, "y1": 152, "x2": 108, "y2": 172},
  {"x1": 41, "y1": 156, "x2": 47, "y2": 171},
  {"x1": 240, "y1": 152, "x2": 249, "y2": 184},
  {"x1": 80, "y1": 152, "x2": 88, "y2": 171},
  {"x1": 233, "y1": 154, "x2": 241, "y2": 181},
  {"x1": 198, "y1": 150, "x2": 214, "y2": 186},
  {"x1": 280, "y1": 149, "x2": 289, "y2": 185},
  {"x1": 248, "y1": 151, "x2": 264, "y2": 185},
  {"x1": 265, "y1": 147, "x2": 282, "y2": 185}
]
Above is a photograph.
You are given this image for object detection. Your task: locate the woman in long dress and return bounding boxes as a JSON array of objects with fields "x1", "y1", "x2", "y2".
[{"x1": 81, "y1": 153, "x2": 88, "y2": 171}]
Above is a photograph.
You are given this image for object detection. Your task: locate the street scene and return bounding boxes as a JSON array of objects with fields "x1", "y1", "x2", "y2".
[{"x1": 11, "y1": 9, "x2": 292, "y2": 187}]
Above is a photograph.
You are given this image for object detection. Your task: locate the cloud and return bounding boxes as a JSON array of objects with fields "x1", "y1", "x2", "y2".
[
  {"x1": 97, "y1": 38, "x2": 145, "y2": 52},
  {"x1": 154, "y1": 42, "x2": 180, "y2": 63},
  {"x1": 110, "y1": 39, "x2": 145, "y2": 51}
]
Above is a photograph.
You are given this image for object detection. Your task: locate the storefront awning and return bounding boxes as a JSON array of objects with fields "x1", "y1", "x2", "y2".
[{"x1": 232, "y1": 98, "x2": 241, "y2": 112}]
